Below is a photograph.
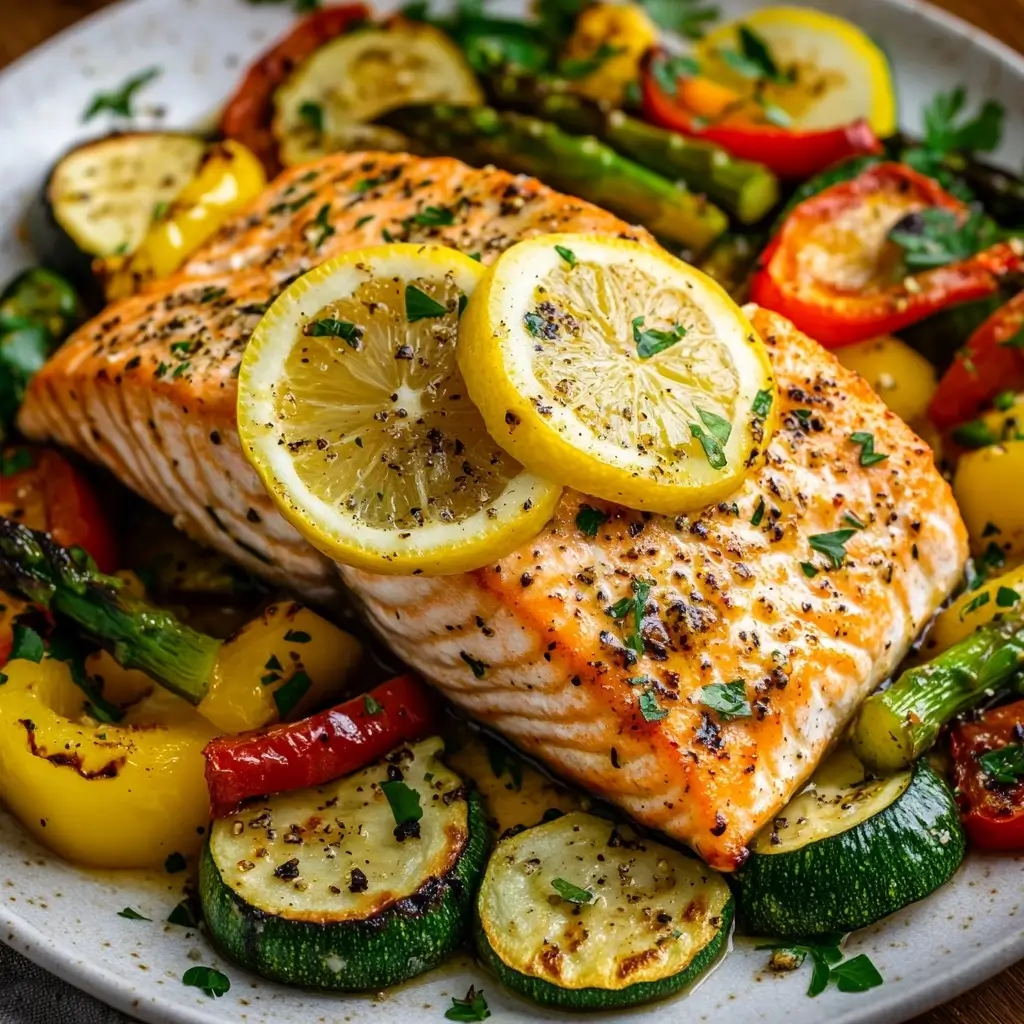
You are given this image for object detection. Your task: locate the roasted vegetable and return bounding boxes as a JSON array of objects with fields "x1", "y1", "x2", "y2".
[
  {"x1": 272, "y1": 19, "x2": 483, "y2": 168},
  {"x1": 953, "y1": 441, "x2": 1024, "y2": 560},
  {"x1": 851, "y1": 613, "x2": 1024, "y2": 772},
  {"x1": 0, "y1": 517, "x2": 220, "y2": 705},
  {"x1": 834, "y1": 335, "x2": 937, "y2": 426},
  {"x1": 0, "y1": 656, "x2": 215, "y2": 868},
  {"x1": 27, "y1": 132, "x2": 207, "y2": 290},
  {"x1": 380, "y1": 104, "x2": 727, "y2": 252},
  {"x1": 923, "y1": 565, "x2": 1024, "y2": 658},
  {"x1": 201, "y1": 737, "x2": 486, "y2": 990},
  {"x1": 485, "y1": 69, "x2": 779, "y2": 223}
]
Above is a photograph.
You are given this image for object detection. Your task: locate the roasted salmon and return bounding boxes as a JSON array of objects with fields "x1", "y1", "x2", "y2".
[{"x1": 18, "y1": 151, "x2": 967, "y2": 868}]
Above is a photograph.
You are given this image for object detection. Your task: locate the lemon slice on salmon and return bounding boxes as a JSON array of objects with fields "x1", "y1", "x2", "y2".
[
  {"x1": 696, "y1": 7, "x2": 897, "y2": 137},
  {"x1": 237, "y1": 244, "x2": 562, "y2": 575},
  {"x1": 458, "y1": 234, "x2": 778, "y2": 514}
]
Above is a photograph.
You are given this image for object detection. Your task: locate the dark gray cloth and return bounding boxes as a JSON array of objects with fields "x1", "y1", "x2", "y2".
[{"x1": 0, "y1": 943, "x2": 133, "y2": 1024}]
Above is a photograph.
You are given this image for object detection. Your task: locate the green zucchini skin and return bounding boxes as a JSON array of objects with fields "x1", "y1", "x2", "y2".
[
  {"x1": 199, "y1": 791, "x2": 488, "y2": 991},
  {"x1": 734, "y1": 761, "x2": 965, "y2": 938},
  {"x1": 474, "y1": 897, "x2": 733, "y2": 1011}
]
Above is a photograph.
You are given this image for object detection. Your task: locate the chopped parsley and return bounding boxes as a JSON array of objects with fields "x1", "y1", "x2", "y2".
[
  {"x1": 308, "y1": 318, "x2": 362, "y2": 347},
  {"x1": 379, "y1": 779, "x2": 423, "y2": 827},
  {"x1": 167, "y1": 899, "x2": 200, "y2": 927},
  {"x1": 524, "y1": 311, "x2": 545, "y2": 336},
  {"x1": 922, "y1": 86, "x2": 1004, "y2": 156},
  {"x1": 719, "y1": 24, "x2": 792, "y2": 84},
  {"x1": 952, "y1": 418, "x2": 999, "y2": 449},
  {"x1": 638, "y1": 690, "x2": 669, "y2": 722},
  {"x1": 405, "y1": 284, "x2": 448, "y2": 322},
  {"x1": 968, "y1": 542, "x2": 1007, "y2": 590},
  {"x1": 554, "y1": 244, "x2": 577, "y2": 267},
  {"x1": 551, "y1": 877, "x2": 596, "y2": 905},
  {"x1": 849, "y1": 431, "x2": 889, "y2": 467},
  {"x1": 445, "y1": 986, "x2": 491, "y2": 1022},
  {"x1": 298, "y1": 100, "x2": 325, "y2": 135},
  {"x1": 843, "y1": 511, "x2": 867, "y2": 530},
  {"x1": 355, "y1": 214, "x2": 374, "y2": 229},
  {"x1": 411, "y1": 205, "x2": 455, "y2": 227},
  {"x1": 117, "y1": 907, "x2": 151, "y2": 921},
  {"x1": 363, "y1": 694, "x2": 384, "y2": 715},
  {"x1": 576, "y1": 504, "x2": 608, "y2": 537},
  {"x1": 997, "y1": 586, "x2": 1020, "y2": 608},
  {"x1": 808, "y1": 529, "x2": 857, "y2": 569},
  {"x1": 10, "y1": 624, "x2": 44, "y2": 663},
  {"x1": 888, "y1": 208, "x2": 1000, "y2": 271},
  {"x1": 752, "y1": 388, "x2": 774, "y2": 418},
  {"x1": 800, "y1": 561, "x2": 819, "y2": 578},
  {"x1": 486, "y1": 738, "x2": 523, "y2": 791},
  {"x1": 698, "y1": 679, "x2": 752, "y2": 721},
  {"x1": 697, "y1": 406, "x2": 732, "y2": 445},
  {"x1": 758, "y1": 935, "x2": 882, "y2": 998},
  {"x1": 979, "y1": 744, "x2": 1024, "y2": 785},
  {"x1": 751, "y1": 497, "x2": 765, "y2": 527},
  {"x1": 690, "y1": 422, "x2": 727, "y2": 470},
  {"x1": 182, "y1": 965, "x2": 231, "y2": 999},
  {"x1": 649, "y1": 53, "x2": 701, "y2": 96},
  {"x1": 273, "y1": 670, "x2": 312, "y2": 717},
  {"x1": 307, "y1": 203, "x2": 336, "y2": 249},
  {"x1": 959, "y1": 591, "x2": 990, "y2": 620},
  {"x1": 632, "y1": 315, "x2": 686, "y2": 359},
  {"x1": 83, "y1": 67, "x2": 161, "y2": 121}
]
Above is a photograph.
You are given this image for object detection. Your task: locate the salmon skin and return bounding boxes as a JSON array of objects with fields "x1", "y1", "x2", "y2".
[{"x1": 18, "y1": 152, "x2": 967, "y2": 868}]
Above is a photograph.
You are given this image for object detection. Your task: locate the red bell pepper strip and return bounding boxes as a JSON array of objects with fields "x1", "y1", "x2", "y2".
[
  {"x1": 750, "y1": 162, "x2": 1024, "y2": 348},
  {"x1": 639, "y1": 48, "x2": 881, "y2": 180},
  {"x1": 203, "y1": 674, "x2": 436, "y2": 816},
  {"x1": 929, "y1": 291, "x2": 1024, "y2": 430},
  {"x1": 220, "y1": 4, "x2": 369, "y2": 175},
  {"x1": 950, "y1": 698, "x2": 1024, "y2": 850}
]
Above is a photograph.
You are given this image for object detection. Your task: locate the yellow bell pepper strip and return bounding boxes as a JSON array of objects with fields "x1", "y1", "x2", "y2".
[
  {"x1": 103, "y1": 140, "x2": 266, "y2": 299},
  {"x1": 199, "y1": 600, "x2": 362, "y2": 734},
  {"x1": 0, "y1": 657, "x2": 216, "y2": 869}
]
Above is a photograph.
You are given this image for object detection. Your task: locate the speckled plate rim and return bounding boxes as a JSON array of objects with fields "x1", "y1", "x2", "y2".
[{"x1": 0, "y1": 0, "x2": 1023, "y2": 1022}]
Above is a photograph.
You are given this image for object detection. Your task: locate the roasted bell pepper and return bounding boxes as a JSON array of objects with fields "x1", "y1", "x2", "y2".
[
  {"x1": 640, "y1": 48, "x2": 881, "y2": 180},
  {"x1": 950, "y1": 698, "x2": 1024, "y2": 850},
  {"x1": 203, "y1": 674, "x2": 435, "y2": 816},
  {"x1": 929, "y1": 291, "x2": 1024, "y2": 430},
  {"x1": 750, "y1": 162, "x2": 1024, "y2": 348},
  {"x1": 0, "y1": 657, "x2": 216, "y2": 868},
  {"x1": 221, "y1": 4, "x2": 369, "y2": 174},
  {"x1": 104, "y1": 139, "x2": 266, "y2": 299}
]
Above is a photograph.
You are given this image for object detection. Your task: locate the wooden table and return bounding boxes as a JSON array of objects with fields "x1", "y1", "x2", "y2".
[{"x1": 2, "y1": 1, "x2": 1024, "y2": 1021}]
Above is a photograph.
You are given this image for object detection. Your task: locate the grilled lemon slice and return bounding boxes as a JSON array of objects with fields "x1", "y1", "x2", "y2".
[
  {"x1": 238, "y1": 244, "x2": 562, "y2": 575},
  {"x1": 458, "y1": 234, "x2": 777, "y2": 513}
]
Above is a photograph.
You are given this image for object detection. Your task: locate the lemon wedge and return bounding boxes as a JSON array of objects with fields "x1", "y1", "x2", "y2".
[
  {"x1": 696, "y1": 6, "x2": 897, "y2": 137},
  {"x1": 237, "y1": 244, "x2": 562, "y2": 575},
  {"x1": 458, "y1": 234, "x2": 778, "y2": 514}
]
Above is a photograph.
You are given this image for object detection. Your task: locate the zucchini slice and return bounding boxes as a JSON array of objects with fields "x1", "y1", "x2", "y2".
[
  {"x1": 271, "y1": 20, "x2": 483, "y2": 167},
  {"x1": 29, "y1": 133, "x2": 206, "y2": 283},
  {"x1": 734, "y1": 747, "x2": 965, "y2": 938},
  {"x1": 475, "y1": 812, "x2": 733, "y2": 1010},
  {"x1": 199, "y1": 736, "x2": 486, "y2": 991}
]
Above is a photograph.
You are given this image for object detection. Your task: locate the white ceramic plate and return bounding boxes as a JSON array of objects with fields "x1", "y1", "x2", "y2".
[{"x1": 1, "y1": 1, "x2": 1023, "y2": 1021}]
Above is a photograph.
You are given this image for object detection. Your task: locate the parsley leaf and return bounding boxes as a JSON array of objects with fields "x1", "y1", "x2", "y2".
[
  {"x1": 642, "y1": 0, "x2": 719, "y2": 40},
  {"x1": 959, "y1": 590, "x2": 990, "y2": 621},
  {"x1": 380, "y1": 779, "x2": 423, "y2": 826},
  {"x1": 979, "y1": 744, "x2": 1024, "y2": 785},
  {"x1": 638, "y1": 690, "x2": 669, "y2": 722},
  {"x1": 800, "y1": 561, "x2": 819, "y2": 578},
  {"x1": 698, "y1": 679, "x2": 751, "y2": 720},
  {"x1": 117, "y1": 907, "x2": 150, "y2": 921},
  {"x1": 167, "y1": 899, "x2": 200, "y2": 927},
  {"x1": 558, "y1": 42, "x2": 626, "y2": 80},
  {"x1": 696, "y1": 406, "x2": 732, "y2": 445},
  {"x1": 829, "y1": 954, "x2": 884, "y2": 994},
  {"x1": 632, "y1": 315, "x2": 686, "y2": 359},
  {"x1": 576, "y1": 504, "x2": 608, "y2": 537},
  {"x1": 626, "y1": 577, "x2": 651, "y2": 657},
  {"x1": 690, "y1": 423, "x2": 727, "y2": 469},
  {"x1": 952, "y1": 418, "x2": 999, "y2": 449},
  {"x1": 923, "y1": 86, "x2": 1004, "y2": 155},
  {"x1": 849, "y1": 431, "x2": 889, "y2": 467},
  {"x1": 751, "y1": 497, "x2": 765, "y2": 527},
  {"x1": 752, "y1": 389, "x2": 773, "y2": 418},
  {"x1": 306, "y1": 203, "x2": 335, "y2": 250},
  {"x1": 808, "y1": 529, "x2": 857, "y2": 569},
  {"x1": 888, "y1": 208, "x2": 1000, "y2": 271},
  {"x1": 445, "y1": 986, "x2": 491, "y2": 1022},
  {"x1": 363, "y1": 694, "x2": 384, "y2": 715},
  {"x1": 308, "y1": 318, "x2": 362, "y2": 347},
  {"x1": 551, "y1": 877, "x2": 596, "y2": 904},
  {"x1": 650, "y1": 53, "x2": 701, "y2": 96},
  {"x1": 10, "y1": 623, "x2": 44, "y2": 663},
  {"x1": 83, "y1": 67, "x2": 160, "y2": 121},
  {"x1": 411, "y1": 205, "x2": 455, "y2": 227},
  {"x1": 273, "y1": 670, "x2": 312, "y2": 718},
  {"x1": 969, "y1": 542, "x2": 1007, "y2": 590},
  {"x1": 997, "y1": 586, "x2": 1020, "y2": 608},
  {"x1": 757, "y1": 934, "x2": 860, "y2": 998},
  {"x1": 719, "y1": 24, "x2": 791, "y2": 84},
  {"x1": 554, "y1": 244, "x2": 577, "y2": 267},
  {"x1": 182, "y1": 965, "x2": 231, "y2": 999},
  {"x1": 405, "y1": 284, "x2": 448, "y2": 322}
]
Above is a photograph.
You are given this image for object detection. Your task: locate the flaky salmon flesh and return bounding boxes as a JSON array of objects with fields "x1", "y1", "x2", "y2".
[{"x1": 18, "y1": 151, "x2": 967, "y2": 869}]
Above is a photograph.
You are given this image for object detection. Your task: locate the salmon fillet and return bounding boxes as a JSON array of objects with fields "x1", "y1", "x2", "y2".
[{"x1": 18, "y1": 152, "x2": 967, "y2": 868}]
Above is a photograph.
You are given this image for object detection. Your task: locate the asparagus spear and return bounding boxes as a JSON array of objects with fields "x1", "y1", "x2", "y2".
[
  {"x1": 379, "y1": 104, "x2": 727, "y2": 253},
  {"x1": 851, "y1": 615, "x2": 1024, "y2": 773},
  {"x1": 0, "y1": 516, "x2": 220, "y2": 704},
  {"x1": 484, "y1": 69, "x2": 779, "y2": 224}
]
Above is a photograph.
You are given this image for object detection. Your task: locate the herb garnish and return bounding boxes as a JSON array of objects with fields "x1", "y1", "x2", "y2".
[
  {"x1": 979, "y1": 744, "x2": 1024, "y2": 785},
  {"x1": 843, "y1": 511, "x2": 867, "y2": 530},
  {"x1": 83, "y1": 67, "x2": 161, "y2": 121},
  {"x1": 849, "y1": 431, "x2": 889, "y2": 467},
  {"x1": 808, "y1": 529, "x2": 857, "y2": 569},
  {"x1": 10, "y1": 623, "x2": 44, "y2": 663},
  {"x1": 800, "y1": 562, "x2": 818, "y2": 578},
  {"x1": 690, "y1": 423, "x2": 727, "y2": 470},
  {"x1": 363, "y1": 694, "x2": 384, "y2": 715},
  {"x1": 576, "y1": 504, "x2": 608, "y2": 537},
  {"x1": 641, "y1": 0, "x2": 719, "y2": 40},
  {"x1": 284, "y1": 629, "x2": 311, "y2": 643},
  {"x1": 959, "y1": 591, "x2": 990, "y2": 621},
  {"x1": 952, "y1": 418, "x2": 999, "y2": 449},
  {"x1": 638, "y1": 690, "x2": 669, "y2": 722},
  {"x1": 117, "y1": 907, "x2": 151, "y2": 921},
  {"x1": 405, "y1": 284, "x2": 448, "y2": 322},
  {"x1": 551, "y1": 877, "x2": 597, "y2": 905},
  {"x1": 758, "y1": 935, "x2": 883, "y2": 998},
  {"x1": 411, "y1": 205, "x2": 455, "y2": 227},
  {"x1": 298, "y1": 100, "x2": 325, "y2": 136},
  {"x1": 968, "y1": 542, "x2": 1006, "y2": 590},
  {"x1": 752, "y1": 388, "x2": 774, "y2": 418},
  {"x1": 751, "y1": 497, "x2": 765, "y2": 527},
  {"x1": 307, "y1": 203, "x2": 335, "y2": 249},
  {"x1": 309, "y1": 318, "x2": 362, "y2": 347},
  {"x1": 888, "y1": 208, "x2": 1000, "y2": 271},
  {"x1": 698, "y1": 680, "x2": 752, "y2": 720},
  {"x1": 632, "y1": 315, "x2": 686, "y2": 359},
  {"x1": 997, "y1": 586, "x2": 1020, "y2": 608},
  {"x1": 922, "y1": 86, "x2": 1004, "y2": 156},
  {"x1": 554, "y1": 244, "x2": 577, "y2": 267},
  {"x1": 182, "y1": 965, "x2": 231, "y2": 999},
  {"x1": 486, "y1": 738, "x2": 523, "y2": 791},
  {"x1": 167, "y1": 899, "x2": 200, "y2": 927},
  {"x1": 273, "y1": 670, "x2": 312, "y2": 717},
  {"x1": 380, "y1": 779, "x2": 423, "y2": 827},
  {"x1": 445, "y1": 985, "x2": 491, "y2": 1022},
  {"x1": 719, "y1": 25, "x2": 792, "y2": 84},
  {"x1": 650, "y1": 53, "x2": 701, "y2": 96}
]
